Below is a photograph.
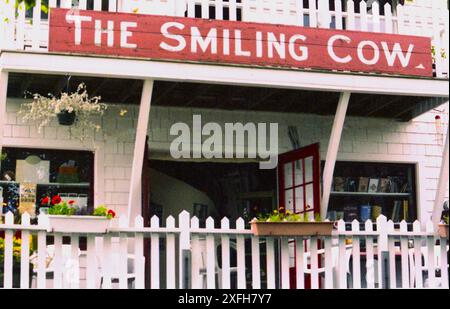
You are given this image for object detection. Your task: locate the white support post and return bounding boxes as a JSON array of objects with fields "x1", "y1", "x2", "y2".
[
  {"x1": 127, "y1": 80, "x2": 154, "y2": 223},
  {"x1": 0, "y1": 71, "x2": 8, "y2": 154},
  {"x1": 432, "y1": 119, "x2": 449, "y2": 231},
  {"x1": 321, "y1": 92, "x2": 351, "y2": 219}
]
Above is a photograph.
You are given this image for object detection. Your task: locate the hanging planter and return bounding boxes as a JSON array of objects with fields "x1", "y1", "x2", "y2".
[
  {"x1": 57, "y1": 110, "x2": 77, "y2": 126},
  {"x1": 18, "y1": 83, "x2": 107, "y2": 141}
]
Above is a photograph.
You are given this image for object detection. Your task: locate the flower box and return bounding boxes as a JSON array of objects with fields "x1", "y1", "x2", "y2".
[
  {"x1": 438, "y1": 224, "x2": 449, "y2": 239},
  {"x1": 47, "y1": 215, "x2": 110, "y2": 234},
  {"x1": 250, "y1": 221, "x2": 335, "y2": 237}
]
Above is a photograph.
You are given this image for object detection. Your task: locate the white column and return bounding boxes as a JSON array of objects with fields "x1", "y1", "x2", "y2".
[
  {"x1": 432, "y1": 118, "x2": 449, "y2": 231},
  {"x1": 127, "y1": 80, "x2": 154, "y2": 223},
  {"x1": 321, "y1": 92, "x2": 351, "y2": 219},
  {"x1": 0, "y1": 71, "x2": 9, "y2": 154}
]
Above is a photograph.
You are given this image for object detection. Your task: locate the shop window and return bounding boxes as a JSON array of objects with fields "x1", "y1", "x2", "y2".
[
  {"x1": 0, "y1": 147, "x2": 94, "y2": 221},
  {"x1": 324, "y1": 161, "x2": 417, "y2": 225}
]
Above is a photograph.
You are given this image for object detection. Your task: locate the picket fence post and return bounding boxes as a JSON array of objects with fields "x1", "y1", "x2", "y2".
[
  {"x1": 179, "y1": 211, "x2": 191, "y2": 289},
  {"x1": 376, "y1": 215, "x2": 389, "y2": 289},
  {"x1": 134, "y1": 215, "x2": 145, "y2": 289}
]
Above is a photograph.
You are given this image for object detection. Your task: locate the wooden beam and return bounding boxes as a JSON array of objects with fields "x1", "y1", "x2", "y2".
[
  {"x1": 127, "y1": 80, "x2": 154, "y2": 222},
  {"x1": 0, "y1": 71, "x2": 9, "y2": 154},
  {"x1": 321, "y1": 92, "x2": 351, "y2": 219},
  {"x1": 432, "y1": 118, "x2": 449, "y2": 231}
]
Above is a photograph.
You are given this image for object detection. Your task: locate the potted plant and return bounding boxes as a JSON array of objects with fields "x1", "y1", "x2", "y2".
[
  {"x1": 438, "y1": 215, "x2": 449, "y2": 239},
  {"x1": 0, "y1": 235, "x2": 34, "y2": 288},
  {"x1": 42, "y1": 195, "x2": 116, "y2": 234},
  {"x1": 18, "y1": 83, "x2": 107, "y2": 141},
  {"x1": 250, "y1": 208, "x2": 335, "y2": 237}
]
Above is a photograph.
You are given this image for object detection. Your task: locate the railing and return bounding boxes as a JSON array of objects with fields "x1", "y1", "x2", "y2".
[
  {"x1": 0, "y1": 0, "x2": 448, "y2": 78},
  {"x1": 0, "y1": 211, "x2": 448, "y2": 289}
]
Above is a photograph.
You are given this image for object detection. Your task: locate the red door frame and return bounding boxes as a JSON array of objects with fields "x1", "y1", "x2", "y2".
[
  {"x1": 277, "y1": 143, "x2": 322, "y2": 289},
  {"x1": 278, "y1": 143, "x2": 321, "y2": 216}
]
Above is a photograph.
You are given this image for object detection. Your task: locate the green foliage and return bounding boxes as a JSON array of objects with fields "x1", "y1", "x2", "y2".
[
  {"x1": 48, "y1": 201, "x2": 76, "y2": 216},
  {"x1": 444, "y1": 215, "x2": 449, "y2": 225},
  {"x1": 93, "y1": 205, "x2": 116, "y2": 219},
  {"x1": 0, "y1": 152, "x2": 6, "y2": 161},
  {"x1": 256, "y1": 208, "x2": 322, "y2": 223},
  {"x1": 15, "y1": 0, "x2": 48, "y2": 13}
]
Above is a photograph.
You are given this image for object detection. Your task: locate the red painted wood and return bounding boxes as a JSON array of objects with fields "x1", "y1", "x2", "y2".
[{"x1": 49, "y1": 9, "x2": 433, "y2": 77}]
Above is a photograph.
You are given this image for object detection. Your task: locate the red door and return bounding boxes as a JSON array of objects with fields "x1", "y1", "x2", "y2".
[{"x1": 277, "y1": 143, "x2": 322, "y2": 288}]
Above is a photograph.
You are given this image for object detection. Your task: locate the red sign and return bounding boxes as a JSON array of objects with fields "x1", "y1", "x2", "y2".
[{"x1": 49, "y1": 9, "x2": 433, "y2": 77}]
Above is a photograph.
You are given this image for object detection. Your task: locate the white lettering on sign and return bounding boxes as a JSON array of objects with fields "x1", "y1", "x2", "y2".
[
  {"x1": 66, "y1": 14, "x2": 92, "y2": 45},
  {"x1": 120, "y1": 22, "x2": 137, "y2": 49}
]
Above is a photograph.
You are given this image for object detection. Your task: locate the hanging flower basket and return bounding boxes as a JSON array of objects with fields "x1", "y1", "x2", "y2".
[
  {"x1": 250, "y1": 221, "x2": 335, "y2": 237},
  {"x1": 57, "y1": 110, "x2": 77, "y2": 126},
  {"x1": 438, "y1": 224, "x2": 449, "y2": 239}
]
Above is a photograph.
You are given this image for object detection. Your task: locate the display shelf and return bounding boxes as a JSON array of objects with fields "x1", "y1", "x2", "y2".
[
  {"x1": 0, "y1": 180, "x2": 90, "y2": 188},
  {"x1": 330, "y1": 191, "x2": 411, "y2": 197}
]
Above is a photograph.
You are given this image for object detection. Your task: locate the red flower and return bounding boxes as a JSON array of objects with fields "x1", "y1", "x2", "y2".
[
  {"x1": 68, "y1": 200, "x2": 75, "y2": 205},
  {"x1": 41, "y1": 197, "x2": 50, "y2": 206},
  {"x1": 52, "y1": 195, "x2": 62, "y2": 205},
  {"x1": 107, "y1": 209, "x2": 116, "y2": 218}
]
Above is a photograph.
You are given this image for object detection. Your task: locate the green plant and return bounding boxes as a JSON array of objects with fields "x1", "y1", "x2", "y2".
[
  {"x1": 256, "y1": 207, "x2": 321, "y2": 223},
  {"x1": 0, "y1": 152, "x2": 6, "y2": 162},
  {"x1": 444, "y1": 215, "x2": 449, "y2": 225},
  {"x1": 48, "y1": 201, "x2": 77, "y2": 216},
  {"x1": 93, "y1": 206, "x2": 116, "y2": 219}
]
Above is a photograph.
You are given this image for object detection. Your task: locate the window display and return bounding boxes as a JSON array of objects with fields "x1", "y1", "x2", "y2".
[
  {"x1": 0, "y1": 147, "x2": 94, "y2": 221},
  {"x1": 325, "y1": 161, "x2": 417, "y2": 224}
]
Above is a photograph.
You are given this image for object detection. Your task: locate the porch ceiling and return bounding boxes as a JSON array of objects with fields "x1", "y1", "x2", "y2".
[{"x1": 6, "y1": 73, "x2": 447, "y2": 121}]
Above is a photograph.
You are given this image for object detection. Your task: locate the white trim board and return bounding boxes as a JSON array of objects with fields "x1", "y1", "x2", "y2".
[{"x1": 1, "y1": 51, "x2": 449, "y2": 97}]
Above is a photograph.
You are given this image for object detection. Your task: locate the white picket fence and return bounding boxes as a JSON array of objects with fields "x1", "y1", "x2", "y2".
[
  {"x1": 0, "y1": 211, "x2": 448, "y2": 289},
  {"x1": 0, "y1": 0, "x2": 448, "y2": 77}
]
